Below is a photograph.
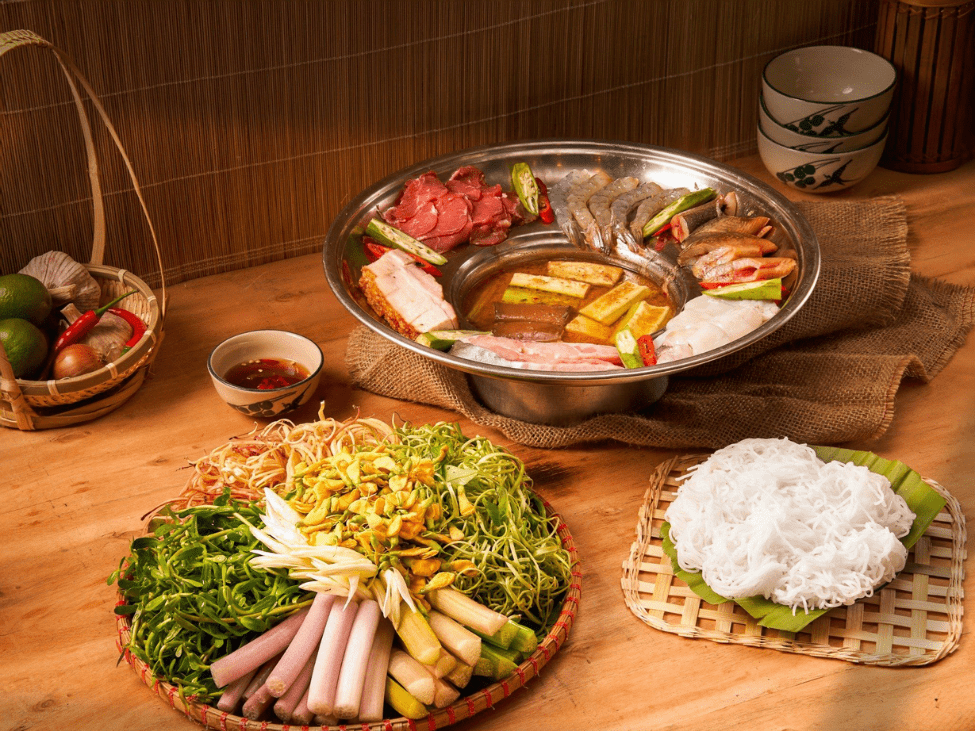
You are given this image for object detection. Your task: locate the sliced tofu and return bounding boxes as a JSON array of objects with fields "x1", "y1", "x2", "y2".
[
  {"x1": 547, "y1": 260, "x2": 624, "y2": 287},
  {"x1": 578, "y1": 281, "x2": 650, "y2": 325},
  {"x1": 508, "y1": 272, "x2": 590, "y2": 298},
  {"x1": 565, "y1": 314, "x2": 614, "y2": 342}
]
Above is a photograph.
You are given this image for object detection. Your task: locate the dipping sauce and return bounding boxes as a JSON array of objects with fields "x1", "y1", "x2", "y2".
[{"x1": 223, "y1": 358, "x2": 310, "y2": 390}]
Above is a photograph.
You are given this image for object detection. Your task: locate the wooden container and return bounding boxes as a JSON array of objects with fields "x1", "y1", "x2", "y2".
[
  {"x1": 0, "y1": 30, "x2": 166, "y2": 430},
  {"x1": 875, "y1": 0, "x2": 975, "y2": 172}
]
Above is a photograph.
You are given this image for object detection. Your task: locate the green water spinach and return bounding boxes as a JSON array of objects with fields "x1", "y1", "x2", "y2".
[{"x1": 110, "y1": 493, "x2": 312, "y2": 702}]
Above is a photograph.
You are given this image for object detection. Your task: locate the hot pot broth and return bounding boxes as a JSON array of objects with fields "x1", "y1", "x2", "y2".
[{"x1": 462, "y1": 257, "x2": 672, "y2": 345}]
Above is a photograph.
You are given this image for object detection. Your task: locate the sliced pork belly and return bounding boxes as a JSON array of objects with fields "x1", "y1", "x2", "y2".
[
  {"x1": 359, "y1": 250, "x2": 458, "y2": 338},
  {"x1": 451, "y1": 341, "x2": 624, "y2": 371},
  {"x1": 457, "y1": 335, "x2": 624, "y2": 370}
]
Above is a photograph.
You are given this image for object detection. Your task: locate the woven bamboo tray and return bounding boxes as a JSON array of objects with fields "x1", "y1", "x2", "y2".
[
  {"x1": 0, "y1": 30, "x2": 166, "y2": 431},
  {"x1": 115, "y1": 496, "x2": 581, "y2": 730},
  {"x1": 621, "y1": 454, "x2": 966, "y2": 666}
]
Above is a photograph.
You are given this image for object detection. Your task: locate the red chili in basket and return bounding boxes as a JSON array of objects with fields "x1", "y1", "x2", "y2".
[
  {"x1": 108, "y1": 307, "x2": 147, "y2": 353},
  {"x1": 53, "y1": 290, "x2": 138, "y2": 353}
]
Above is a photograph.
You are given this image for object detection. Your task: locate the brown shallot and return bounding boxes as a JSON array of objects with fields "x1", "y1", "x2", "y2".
[{"x1": 52, "y1": 344, "x2": 104, "y2": 379}]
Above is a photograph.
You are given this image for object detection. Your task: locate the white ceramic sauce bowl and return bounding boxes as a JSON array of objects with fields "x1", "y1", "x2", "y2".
[
  {"x1": 757, "y1": 124, "x2": 888, "y2": 193},
  {"x1": 208, "y1": 329, "x2": 324, "y2": 418},
  {"x1": 759, "y1": 94, "x2": 888, "y2": 152},
  {"x1": 762, "y1": 45, "x2": 896, "y2": 136}
]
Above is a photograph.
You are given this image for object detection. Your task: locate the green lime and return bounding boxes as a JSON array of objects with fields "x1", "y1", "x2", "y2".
[
  {"x1": 0, "y1": 317, "x2": 49, "y2": 378},
  {"x1": 0, "y1": 273, "x2": 52, "y2": 326}
]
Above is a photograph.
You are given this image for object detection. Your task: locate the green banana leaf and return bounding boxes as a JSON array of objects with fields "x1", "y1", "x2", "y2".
[
  {"x1": 660, "y1": 447, "x2": 947, "y2": 633},
  {"x1": 659, "y1": 522, "x2": 729, "y2": 605}
]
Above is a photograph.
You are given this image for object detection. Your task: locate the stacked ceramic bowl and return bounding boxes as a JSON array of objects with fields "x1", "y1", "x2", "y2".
[{"x1": 758, "y1": 45, "x2": 896, "y2": 192}]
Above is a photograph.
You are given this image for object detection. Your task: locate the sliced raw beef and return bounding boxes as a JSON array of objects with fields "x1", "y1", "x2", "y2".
[
  {"x1": 470, "y1": 185, "x2": 505, "y2": 225},
  {"x1": 467, "y1": 183, "x2": 514, "y2": 246},
  {"x1": 394, "y1": 202, "x2": 439, "y2": 239},
  {"x1": 431, "y1": 193, "x2": 473, "y2": 236},
  {"x1": 380, "y1": 165, "x2": 532, "y2": 253},
  {"x1": 385, "y1": 172, "x2": 447, "y2": 224},
  {"x1": 446, "y1": 166, "x2": 488, "y2": 200}
]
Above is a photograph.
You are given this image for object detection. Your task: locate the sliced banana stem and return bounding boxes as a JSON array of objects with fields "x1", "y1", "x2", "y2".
[
  {"x1": 428, "y1": 588, "x2": 508, "y2": 637},
  {"x1": 396, "y1": 608, "x2": 442, "y2": 666}
]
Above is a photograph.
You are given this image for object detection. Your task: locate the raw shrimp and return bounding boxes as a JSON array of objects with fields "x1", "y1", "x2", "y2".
[
  {"x1": 610, "y1": 182, "x2": 663, "y2": 253},
  {"x1": 586, "y1": 176, "x2": 639, "y2": 252},
  {"x1": 548, "y1": 170, "x2": 592, "y2": 248},
  {"x1": 567, "y1": 171, "x2": 613, "y2": 249}
]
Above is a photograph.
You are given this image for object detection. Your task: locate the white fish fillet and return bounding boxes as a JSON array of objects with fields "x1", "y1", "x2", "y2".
[{"x1": 653, "y1": 297, "x2": 778, "y2": 363}]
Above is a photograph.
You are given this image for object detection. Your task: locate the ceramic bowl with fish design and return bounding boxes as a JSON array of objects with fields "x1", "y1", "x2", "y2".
[
  {"x1": 759, "y1": 94, "x2": 888, "y2": 152},
  {"x1": 762, "y1": 45, "x2": 896, "y2": 137},
  {"x1": 757, "y1": 124, "x2": 887, "y2": 193}
]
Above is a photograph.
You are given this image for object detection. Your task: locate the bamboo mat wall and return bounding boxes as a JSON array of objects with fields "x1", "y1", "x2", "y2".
[{"x1": 1, "y1": 1, "x2": 878, "y2": 287}]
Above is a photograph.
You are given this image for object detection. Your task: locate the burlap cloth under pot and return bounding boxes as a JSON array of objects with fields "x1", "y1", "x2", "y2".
[{"x1": 347, "y1": 197, "x2": 975, "y2": 449}]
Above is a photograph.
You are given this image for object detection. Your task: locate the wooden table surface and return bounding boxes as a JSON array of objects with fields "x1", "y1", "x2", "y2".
[{"x1": 3, "y1": 155, "x2": 973, "y2": 731}]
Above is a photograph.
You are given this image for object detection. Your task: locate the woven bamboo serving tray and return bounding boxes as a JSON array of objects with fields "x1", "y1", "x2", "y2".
[
  {"x1": 621, "y1": 454, "x2": 966, "y2": 666},
  {"x1": 115, "y1": 496, "x2": 581, "y2": 731},
  {"x1": 0, "y1": 30, "x2": 166, "y2": 431}
]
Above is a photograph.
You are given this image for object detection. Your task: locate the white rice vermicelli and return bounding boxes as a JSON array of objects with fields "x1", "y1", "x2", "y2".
[{"x1": 664, "y1": 438, "x2": 915, "y2": 612}]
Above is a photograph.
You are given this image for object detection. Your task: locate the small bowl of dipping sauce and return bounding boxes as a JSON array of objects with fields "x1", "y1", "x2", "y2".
[{"x1": 208, "y1": 330, "x2": 324, "y2": 418}]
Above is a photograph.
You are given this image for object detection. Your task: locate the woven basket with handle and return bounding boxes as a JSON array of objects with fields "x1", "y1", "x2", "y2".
[{"x1": 0, "y1": 29, "x2": 166, "y2": 431}]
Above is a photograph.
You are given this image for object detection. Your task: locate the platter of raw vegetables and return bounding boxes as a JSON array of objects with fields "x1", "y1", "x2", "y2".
[{"x1": 111, "y1": 412, "x2": 579, "y2": 729}]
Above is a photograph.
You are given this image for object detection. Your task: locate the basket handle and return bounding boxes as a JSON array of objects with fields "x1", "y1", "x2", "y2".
[{"x1": 0, "y1": 30, "x2": 167, "y2": 316}]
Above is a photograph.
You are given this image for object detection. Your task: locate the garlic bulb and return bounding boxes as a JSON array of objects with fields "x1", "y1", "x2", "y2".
[
  {"x1": 61, "y1": 303, "x2": 132, "y2": 363},
  {"x1": 20, "y1": 251, "x2": 101, "y2": 310}
]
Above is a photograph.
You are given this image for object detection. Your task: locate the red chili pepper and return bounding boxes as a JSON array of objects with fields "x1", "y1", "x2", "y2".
[
  {"x1": 412, "y1": 258, "x2": 442, "y2": 277},
  {"x1": 54, "y1": 290, "x2": 138, "y2": 353},
  {"x1": 536, "y1": 178, "x2": 555, "y2": 224},
  {"x1": 108, "y1": 307, "x2": 147, "y2": 353},
  {"x1": 363, "y1": 240, "x2": 442, "y2": 276},
  {"x1": 698, "y1": 282, "x2": 736, "y2": 289},
  {"x1": 364, "y1": 241, "x2": 392, "y2": 262},
  {"x1": 637, "y1": 335, "x2": 657, "y2": 366},
  {"x1": 257, "y1": 375, "x2": 291, "y2": 390}
]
